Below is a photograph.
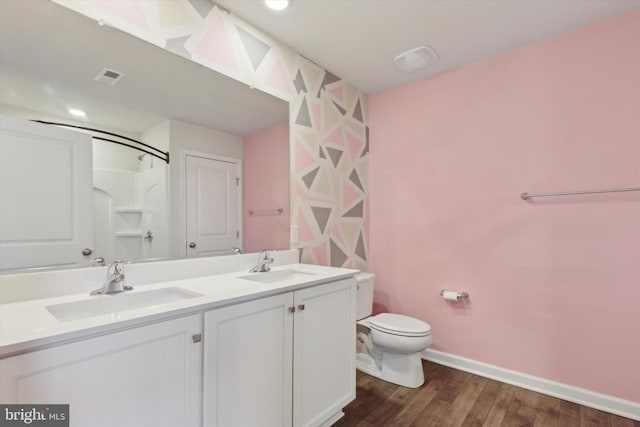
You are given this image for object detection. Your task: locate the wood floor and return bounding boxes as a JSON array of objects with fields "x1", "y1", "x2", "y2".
[{"x1": 334, "y1": 360, "x2": 638, "y2": 427}]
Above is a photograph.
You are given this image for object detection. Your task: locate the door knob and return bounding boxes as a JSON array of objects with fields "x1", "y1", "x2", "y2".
[
  {"x1": 188, "y1": 242, "x2": 197, "y2": 249},
  {"x1": 82, "y1": 248, "x2": 93, "y2": 256}
]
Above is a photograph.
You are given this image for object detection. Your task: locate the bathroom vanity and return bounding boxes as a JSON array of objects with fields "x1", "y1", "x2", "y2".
[{"x1": 0, "y1": 253, "x2": 357, "y2": 427}]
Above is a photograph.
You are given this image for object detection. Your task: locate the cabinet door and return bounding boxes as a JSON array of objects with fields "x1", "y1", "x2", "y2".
[
  {"x1": 204, "y1": 293, "x2": 294, "y2": 427},
  {"x1": 0, "y1": 315, "x2": 202, "y2": 427},
  {"x1": 293, "y1": 278, "x2": 356, "y2": 427}
]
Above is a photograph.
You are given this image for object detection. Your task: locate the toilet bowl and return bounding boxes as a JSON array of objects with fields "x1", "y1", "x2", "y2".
[{"x1": 355, "y1": 273, "x2": 432, "y2": 388}]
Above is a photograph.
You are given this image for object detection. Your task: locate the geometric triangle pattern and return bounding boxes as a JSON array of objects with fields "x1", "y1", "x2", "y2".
[
  {"x1": 349, "y1": 169, "x2": 364, "y2": 192},
  {"x1": 330, "y1": 239, "x2": 349, "y2": 267},
  {"x1": 65, "y1": 0, "x2": 369, "y2": 268},
  {"x1": 317, "y1": 70, "x2": 341, "y2": 98},
  {"x1": 311, "y1": 206, "x2": 331, "y2": 235},
  {"x1": 343, "y1": 201, "x2": 363, "y2": 218},
  {"x1": 188, "y1": 0, "x2": 215, "y2": 18},
  {"x1": 296, "y1": 98, "x2": 312, "y2": 127},
  {"x1": 362, "y1": 126, "x2": 370, "y2": 157},
  {"x1": 165, "y1": 36, "x2": 192, "y2": 59},
  {"x1": 294, "y1": 69, "x2": 307, "y2": 94},
  {"x1": 355, "y1": 232, "x2": 366, "y2": 261},
  {"x1": 302, "y1": 167, "x2": 320, "y2": 189},
  {"x1": 332, "y1": 101, "x2": 346, "y2": 116},
  {"x1": 352, "y1": 98, "x2": 364, "y2": 123},
  {"x1": 236, "y1": 26, "x2": 271, "y2": 70},
  {"x1": 326, "y1": 147, "x2": 343, "y2": 168}
]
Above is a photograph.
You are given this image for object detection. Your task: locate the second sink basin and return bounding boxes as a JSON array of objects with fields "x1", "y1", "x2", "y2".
[
  {"x1": 238, "y1": 269, "x2": 317, "y2": 284},
  {"x1": 47, "y1": 287, "x2": 204, "y2": 322}
]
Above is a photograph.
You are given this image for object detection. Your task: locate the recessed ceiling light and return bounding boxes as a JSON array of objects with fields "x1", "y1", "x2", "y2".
[
  {"x1": 68, "y1": 108, "x2": 86, "y2": 118},
  {"x1": 264, "y1": 0, "x2": 290, "y2": 11}
]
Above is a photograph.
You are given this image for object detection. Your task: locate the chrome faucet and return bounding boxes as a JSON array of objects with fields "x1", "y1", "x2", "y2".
[
  {"x1": 249, "y1": 250, "x2": 274, "y2": 273},
  {"x1": 90, "y1": 261, "x2": 134, "y2": 295}
]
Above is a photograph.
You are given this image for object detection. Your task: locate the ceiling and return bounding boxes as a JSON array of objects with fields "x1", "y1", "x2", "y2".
[
  {"x1": 215, "y1": 0, "x2": 640, "y2": 94},
  {"x1": 0, "y1": 0, "x2": 288, "y2": 136}
]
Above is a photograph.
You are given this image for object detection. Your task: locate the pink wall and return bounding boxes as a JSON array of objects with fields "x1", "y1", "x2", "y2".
[
  {"x1": 242, "y1": 124, "x2": 290, "y2": 253},
  {"x1": 369, "y1": 12, "x2": 640, "y2": 402}
]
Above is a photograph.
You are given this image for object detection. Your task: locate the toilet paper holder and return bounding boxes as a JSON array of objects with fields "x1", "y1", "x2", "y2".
[{"x1": 440, "y1": 289, "x2": 469, "y2": 300}]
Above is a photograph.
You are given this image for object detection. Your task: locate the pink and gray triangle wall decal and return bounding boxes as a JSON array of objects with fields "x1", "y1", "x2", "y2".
[
  {"x1": 236, "y1": 26, "x2": 271, "y2": 71},
  {"x1": 330, "y1": 239, "x2": 349, "y2": 267},
  {"x1": 311, "y1": 206, "x2": 332, "y2": 235},
  {"x1": 294, "y1": 69, "x2": 307, "y2": 94},
  {"x1": 188, "y1": 0, "x2": 214, "y2": 18},
  {"x1": 296, "y1": 98, "x2": 313, "y2": 127}
]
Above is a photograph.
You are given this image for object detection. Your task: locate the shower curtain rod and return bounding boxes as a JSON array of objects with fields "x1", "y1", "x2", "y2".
[
  {"x1": 520, "y1": 187, "x2": 640, "y2": 200},
  {"x1": 32, "y1": 120, "x2": 170, "y2": 164}
]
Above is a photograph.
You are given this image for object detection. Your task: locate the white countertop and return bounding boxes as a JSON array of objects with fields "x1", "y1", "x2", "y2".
[{"x1": 0, "y1": 263, "x2": 358, "y2": 358}]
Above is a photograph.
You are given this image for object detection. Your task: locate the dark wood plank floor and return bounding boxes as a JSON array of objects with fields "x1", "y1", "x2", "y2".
[{"x1": 334, "y1": 360, "x2": 639, "y2": 427}]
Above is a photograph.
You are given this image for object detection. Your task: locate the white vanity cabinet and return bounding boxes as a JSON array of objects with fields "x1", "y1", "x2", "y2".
[
  {"x1": 0, "y1": 315, "x2": 203, "y2": 427},
  {"x1": 203, "y1": 277, "x2": 356, "y2": 427}
]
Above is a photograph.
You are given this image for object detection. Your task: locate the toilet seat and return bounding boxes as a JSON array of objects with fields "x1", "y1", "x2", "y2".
[{"x1": 369, "y1": 313, "x2": 431, "y2": 337}]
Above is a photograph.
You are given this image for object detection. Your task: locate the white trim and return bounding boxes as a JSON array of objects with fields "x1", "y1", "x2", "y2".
[{"x1": 422, "y1": 349, "x2": 640, "y2": 421}]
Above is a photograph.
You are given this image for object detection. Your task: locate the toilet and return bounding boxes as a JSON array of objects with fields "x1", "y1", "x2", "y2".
[{"x1": 355, "y1": 272, "x2": 432, "y2": 388}]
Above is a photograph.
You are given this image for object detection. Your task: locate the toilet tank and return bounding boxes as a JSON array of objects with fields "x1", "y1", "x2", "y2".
[{"x1": 355, "y1": 272, "x2": 375, "y2": 320}]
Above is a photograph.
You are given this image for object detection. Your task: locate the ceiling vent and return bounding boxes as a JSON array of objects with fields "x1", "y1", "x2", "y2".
[
  {"x1": 393, "y1": 46, "x2": 438, "y2": 72},
  {"x1": 94, "y1": 67, "x2": 125, "y2": 85}
]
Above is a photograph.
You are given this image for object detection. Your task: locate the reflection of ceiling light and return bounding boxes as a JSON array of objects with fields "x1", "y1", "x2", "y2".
[
  {"x1": 264, "y1": 0, "x2": 290, "y2": 11},
  {"x1": 393, "y1": 45, "x2": 439, "y2": 72},
  {"x1": 68, "y1": 108, "x2": 86, "y2": 117}
]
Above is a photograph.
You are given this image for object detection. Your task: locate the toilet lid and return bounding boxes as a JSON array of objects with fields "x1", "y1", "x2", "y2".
[{"x1": 369, "y1": 313, "x2": 431, "y2": 337}]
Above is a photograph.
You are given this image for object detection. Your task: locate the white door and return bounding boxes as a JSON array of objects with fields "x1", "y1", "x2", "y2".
[
  {"x1": 185, "y1": 154, "x2": 240, "y2": 257},
  {"x1": 0, "y1": 315, "x2": 203, "y2": 427},
  {"x1": 0, "y1": 115, "x2": 93, "y2": 271},
  {"x1": 203, "y1": 293, "x2": 294, "y2": 427},
  {"x1": 293, "y1": 278, "x2": 357, "y2": 427}
]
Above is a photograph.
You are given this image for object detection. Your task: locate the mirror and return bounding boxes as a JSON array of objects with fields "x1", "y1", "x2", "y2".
[{"x1": 0, "y1": 0, "x2": 290, "y2": 272}]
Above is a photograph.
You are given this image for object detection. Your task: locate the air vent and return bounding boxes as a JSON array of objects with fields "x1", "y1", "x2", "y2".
[
  {"x1": 393, "y1": 46, "x2": 438, "y2": 72},
  {"x1": 94, "y1": 67, "x2": 125, "y2": 85}
]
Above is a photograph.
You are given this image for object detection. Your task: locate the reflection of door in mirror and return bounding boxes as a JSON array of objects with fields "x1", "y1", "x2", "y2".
[
  {"x1": 0, "y1": 116, "x2": 93, "y2": 272},
  {"x1": 185, "y1": 154, "x2": 240, "y2": 257}
]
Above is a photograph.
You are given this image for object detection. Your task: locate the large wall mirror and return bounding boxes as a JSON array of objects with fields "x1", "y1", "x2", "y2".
[{"x1": 0, "y1": 0, "x2": 290, "y2": 273}]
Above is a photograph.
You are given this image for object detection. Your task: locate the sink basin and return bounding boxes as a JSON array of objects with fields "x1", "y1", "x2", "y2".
[
  {"x1": 46, "y1": 287, "x2": 204, "y2": 322},
  {"x1": 238, "y1": 269, "x2": 317, "y2": 284}
]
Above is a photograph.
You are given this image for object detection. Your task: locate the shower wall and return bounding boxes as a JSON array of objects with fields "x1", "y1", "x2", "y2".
[{"x1": 93, "y1": 158, "x2": 168, "y2": 264}]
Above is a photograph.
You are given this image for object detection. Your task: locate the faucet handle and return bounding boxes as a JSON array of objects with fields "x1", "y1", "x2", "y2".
[
  {"x1": 108, "y1": 260, "x2": 130, "y2": 275},
  {"x1": 90, "y1": 257, "x2": 106, "y2": 267},
  {"x1": 260, "y1": 249, "x2": 273, "y2": 258}
]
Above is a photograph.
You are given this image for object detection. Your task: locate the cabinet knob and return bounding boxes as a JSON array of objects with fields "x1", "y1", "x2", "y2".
[
  {"x1": 188, "y1": 242, "x2": 197, "y2": 249},
  {"x1": 288, "y1": 306, "x2": 296, "y2": 314},
  {"x1": 82, "y1": 248, "x2": 93, "y2": 256},
  {"x1": 297, "y1": 304, "x2": 305, "y2": 311},
  {"x1": 192, "y1": 334, "x2": 202, "y2": 343}
]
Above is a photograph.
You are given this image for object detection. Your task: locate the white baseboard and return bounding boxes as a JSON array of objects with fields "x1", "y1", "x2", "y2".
[{"x1": 422, "y1": 349, "x2": 640, "y2": 421}]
